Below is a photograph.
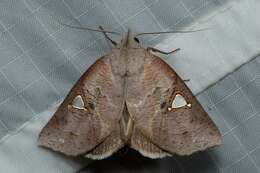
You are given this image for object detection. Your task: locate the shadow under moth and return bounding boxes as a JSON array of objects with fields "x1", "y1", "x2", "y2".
[{"x1": 38, "y1": 27, "x2": 221, "y2": 160}]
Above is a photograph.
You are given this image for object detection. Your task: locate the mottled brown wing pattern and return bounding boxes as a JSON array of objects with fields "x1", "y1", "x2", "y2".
[
  {"x1": 38, "y1": 54, "x2": 124, "y2": 157},
  {"x1": 130, "y1": 126, "x2": 171, "y2": 158},
  {"x1": 127, "y1": 52, "x2": 221, "y2": 156},
  {"x1": 85, "y1": 124, "x2": 124, "y2": 159}
]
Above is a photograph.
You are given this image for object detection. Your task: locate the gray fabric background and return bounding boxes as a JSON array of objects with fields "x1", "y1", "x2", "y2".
[{"x1": 0, "y1": 0, "x2": 260, "y2": 173}]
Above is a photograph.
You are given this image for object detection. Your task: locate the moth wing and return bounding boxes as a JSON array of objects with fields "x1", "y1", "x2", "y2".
[
  {"x1": 130, "y1": 126, "x2": 171, "y2": 158},
  {"x1": 39, "y1": 54, "x2": 124, "y2": 156},
  {"x1": 85, "y1": 124, "x2": 124, "y2": 159},
  {"x1": 127, "y1": 52, "x2": 221, "y2": 156}
]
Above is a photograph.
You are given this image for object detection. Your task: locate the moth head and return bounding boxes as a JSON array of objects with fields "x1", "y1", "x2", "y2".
[
  {"x1": 119, "y1": 29, "x2": 140, "y2": 48},
  {"x1": 167, "y1": 93, "x2": 192, "y2": 111}
]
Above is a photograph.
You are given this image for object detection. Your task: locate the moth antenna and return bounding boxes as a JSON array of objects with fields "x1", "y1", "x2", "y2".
[
  {"x1": 99, "y1": 26, "x2": 118, "y2": 46},
  {"x1": 59, "y1": 22, "x2": 121, "y2": 35},
  {"x1": 135, "y1": 28, "x2": 210, "y2": 38}
]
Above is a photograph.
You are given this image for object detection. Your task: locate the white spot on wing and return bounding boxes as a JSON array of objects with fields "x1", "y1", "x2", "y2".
[
  {"x1": 171, "y1": 94, "x2": 187, "y2": 108},
  {"x1": 71, "y1": 95, "x2": 85, "y2": 109}
]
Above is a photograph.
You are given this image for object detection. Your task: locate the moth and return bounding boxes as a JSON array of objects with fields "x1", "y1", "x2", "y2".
[{"x1": 38, "y1": 26, "x2": 221, "y2": 160}]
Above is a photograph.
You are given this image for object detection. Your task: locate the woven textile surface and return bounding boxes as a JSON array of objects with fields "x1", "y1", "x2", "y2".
[{"x1": 0, "y1": 0, "x2": 260, "y2": 172}]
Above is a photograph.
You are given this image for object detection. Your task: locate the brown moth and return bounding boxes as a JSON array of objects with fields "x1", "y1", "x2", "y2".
[{"x1": 38, "y1": 29, "x2": 221, "y2": 160}]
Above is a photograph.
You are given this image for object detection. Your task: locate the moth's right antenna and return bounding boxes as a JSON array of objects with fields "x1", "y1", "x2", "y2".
[
  {"x1": 135, "y1": 28, "x2": 210, "y2": 38},
  {"x1": 59, "y1": 22, "x2": 121, "y2": 35}
]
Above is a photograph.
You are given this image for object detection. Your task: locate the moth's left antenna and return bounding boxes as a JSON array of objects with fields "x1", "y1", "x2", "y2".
[
  {"x1": 59, "y1": 22, "x2": 121, "y2": 35},
  {"x1": 99, "y1": 26, "x2": 118, "y2": 46}
]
